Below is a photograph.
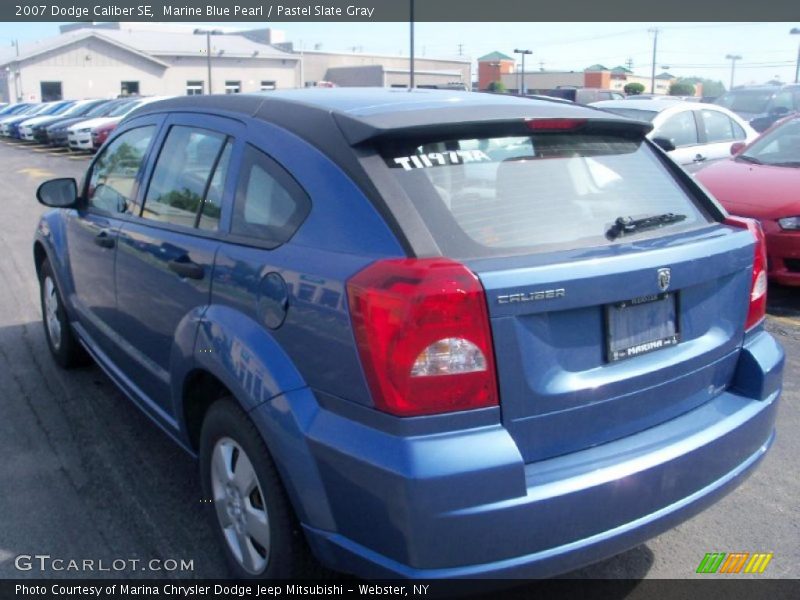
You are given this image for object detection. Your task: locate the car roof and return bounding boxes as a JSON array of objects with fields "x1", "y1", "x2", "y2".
[
  {"x1": 724, "y1": 84, "x2": 800, "y2": 92},
  {"x1": 591, "y1": 99, "x2": 687, "y2": 112},
  {"x1": 593, "y1": 98, "x2": 734, "y2": 113},
  {"x1": 131, "y1": 88, "x2": 647, "y2": 145}
]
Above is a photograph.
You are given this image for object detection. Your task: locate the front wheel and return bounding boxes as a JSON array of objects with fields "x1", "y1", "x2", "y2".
[{"x1": 199, "y1": 399, "x2": 321, "y2": 579}]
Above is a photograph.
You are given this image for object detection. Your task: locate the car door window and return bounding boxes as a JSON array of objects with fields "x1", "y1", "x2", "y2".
[
  {"x1": 700, "y1": 109, "x2": 742, "y2": 142},
  {"x1": 198, "y1": 141, "x2": 233, "y2": 231},
  {"x1": 230, "y1": 145, "x2": 310, "y2": 245},
  {"x1": 86, "y1": 126, "x2": 155, "y2": 214},
  {"x1": 653, "y1": 111, "x2": 698, "y2": 147},
  {"x1": 773, "y1": 90, "x2": 793, "y2": 112},
  {"x1": 142, "y1": 125, "x2": 229, "y2": 228}
]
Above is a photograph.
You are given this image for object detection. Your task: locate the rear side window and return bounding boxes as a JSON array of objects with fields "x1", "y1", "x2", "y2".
[
  {"x1": 378, "y1": 131, "x2": 711, "y2": 259},
  {"x1": 86, "y1": 125, "x2": 155, "y2": 214},
  {"x1": 230, "y1": 145, "x2": 310, "y2": 245},
  {"x1": 773, "y1": 90, "x2": 794, "y2": 111},
  {"x1": 700, "y1": 109, "x2": 743, "y2": 142},
  {"x1": 142, "y1": 125, "x2": 230, "y2": 229},
  {"x1": 653, "y1": 111, "x2": 698, "y2": 147}
]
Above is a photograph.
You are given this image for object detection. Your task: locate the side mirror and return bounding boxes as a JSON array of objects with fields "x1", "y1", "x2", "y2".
[
  {"x1": 37, "y1": 178, "x2": 78, "y2": 208},
  {"x1": 730, "y1": 141, "x2": 746, "y2": 155},
  {"x1": 652, "y1": 137, "x2": 676, "y2": 152},
  {"x1": 770, "y1": 106, "x2": 790, "y2": 117}
]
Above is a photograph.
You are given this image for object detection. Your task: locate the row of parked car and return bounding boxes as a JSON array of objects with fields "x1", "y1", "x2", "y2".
[{"x1": 0, "y1": 96, "x2": 168, "y2": 151}]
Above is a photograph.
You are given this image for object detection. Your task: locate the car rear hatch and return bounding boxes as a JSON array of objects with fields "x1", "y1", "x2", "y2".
[
  {"x1": 469, "y1": 227, "x2": 753, "y2": 462},
  {"x1": 361, "y1": 112, "x2": 756, "y2": 462}
]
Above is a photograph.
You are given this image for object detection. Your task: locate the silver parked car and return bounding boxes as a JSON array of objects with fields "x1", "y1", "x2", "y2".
[{"x1": 591, "y1": 99, "x2": 758, "y2": 170}]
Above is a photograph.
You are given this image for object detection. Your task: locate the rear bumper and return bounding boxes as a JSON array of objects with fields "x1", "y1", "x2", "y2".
[
  {"x1": 762, "y1": 222, "x2": 800, "y2": 285},
  {"x1": 254, "y1": 330, "x2": 783, "y2": 579}
]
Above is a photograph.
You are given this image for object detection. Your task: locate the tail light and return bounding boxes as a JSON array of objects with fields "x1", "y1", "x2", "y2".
[
  {"x1": 346, "y1": 258, "x2": 498, "y2": 417},
  {"x1": 725, "y1": 216, "x2": 767, "y2": 330},
  {"x1": 525, "y1": 118, "x2": 587, "y2": 131}
]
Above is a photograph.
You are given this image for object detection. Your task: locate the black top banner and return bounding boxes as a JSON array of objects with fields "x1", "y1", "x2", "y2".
[{"x1": 4, "y1": 0, "x2": 800, "y2": 22}]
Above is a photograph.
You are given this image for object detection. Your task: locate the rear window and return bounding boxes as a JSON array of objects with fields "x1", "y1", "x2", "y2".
[
  {"x1": 715, "y1": 90, "x2": 774, "y2": 114},
  {"x1": 599, "y1": 108, "x2": 658, "y2": 122},
  {"x1": 378, "y1": 132, "x2": 711, "y2": 258}
]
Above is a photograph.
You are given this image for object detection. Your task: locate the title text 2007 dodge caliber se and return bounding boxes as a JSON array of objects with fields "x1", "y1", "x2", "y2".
[{"x1": 32, "y1": 90, "x2": 783, "y2": 579}]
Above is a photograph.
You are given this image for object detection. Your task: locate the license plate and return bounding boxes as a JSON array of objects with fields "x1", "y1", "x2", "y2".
[{"x1": 606, "y1": 292, "x2": 679, "y2": 362}]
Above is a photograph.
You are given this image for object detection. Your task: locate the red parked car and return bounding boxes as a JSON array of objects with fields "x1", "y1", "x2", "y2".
[
  {"x1": 91, "y1": 121, "x2": 118, "y2": 150},
  {"x1": 696, "y1": 115, "x2": 800, "y2": 286}
]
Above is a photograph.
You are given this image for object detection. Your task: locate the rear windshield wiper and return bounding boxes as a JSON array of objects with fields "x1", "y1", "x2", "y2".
[
  {"x1": 606, "y1": 213, "x2": 687, "y2": 240},
  {"x1": 736, "y1": 154, "x2": 763, "y2": 165}
]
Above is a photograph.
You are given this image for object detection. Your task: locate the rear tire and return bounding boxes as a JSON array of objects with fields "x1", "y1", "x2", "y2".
[
  {"x1": 199, "y1": 398, "x2": 321, "y2": 579},
  {"x1": 39, "y1": 259, "x2": 89, "y2": 368}
]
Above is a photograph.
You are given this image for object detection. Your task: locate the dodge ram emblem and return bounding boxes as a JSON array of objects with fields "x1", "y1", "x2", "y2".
[{"x1": 657, "y1": 268, "x2": 671, "y2": 292}]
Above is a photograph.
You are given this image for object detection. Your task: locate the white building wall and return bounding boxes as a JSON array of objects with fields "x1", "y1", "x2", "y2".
[
  {"x1": 13, "y1": 37, "x2": 300, "y2": 101},
  {"x1": 13, "y1": 38, "x2": 165, "y2": 101},
  {"x1": 301, "y1": 51, "x2": 470, "y2": 86},
  {"x1": 157, "y1": 56, "x2": 300, "y2": 95},
  {"x1": 500, "y1": 71, "x2": 584, "y2": 91}
]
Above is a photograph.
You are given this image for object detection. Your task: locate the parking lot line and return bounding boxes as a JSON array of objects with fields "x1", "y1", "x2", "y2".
[{"x1": 769, "y1": 314, "x2": 800, "y2": 327}]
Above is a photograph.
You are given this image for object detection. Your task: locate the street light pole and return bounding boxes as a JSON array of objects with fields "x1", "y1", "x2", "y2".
[
  {"x1": 10, "y1": 40, "x2": 21, "y2": 101},
  {"x1": 648, "y1": 28, "x2": 659, "y2": 94},
  {"x1": 791, "y1": 28, "x2": 800, "y2": 84},
  {"x1": 206, "y1": 31, "x2": 212, "y2": 94},
  {"x1": 513, "y1": 48, "x2": 532, "y2": 95},
  {"x1": 409, "y1": 0, "x2": 415, "y2": 89},
  {"x1": 195, "y1": 28, "x2": 222, "y2": 94},
  {"x1": 725, "y1": 54, "x2": 742, "y2": 90}
]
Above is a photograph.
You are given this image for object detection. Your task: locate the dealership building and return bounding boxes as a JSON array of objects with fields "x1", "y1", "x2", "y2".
[
  {"x1": 0, "y1": 23, "x2": 471, "y2": 102},
  {"x1": 477, "y1": 51, "x2": 687, "y2": 96}
]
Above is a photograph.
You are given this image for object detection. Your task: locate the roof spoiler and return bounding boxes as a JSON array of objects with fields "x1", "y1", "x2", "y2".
[{"x1": 333, "y1": 105, "x2": 653, "y2": 146}]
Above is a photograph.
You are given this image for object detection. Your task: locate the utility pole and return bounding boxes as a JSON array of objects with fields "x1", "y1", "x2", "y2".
[
  {"x1": 625, "y1": 57, "x2": 634, "y2": 70},
  {"x1": 791, "y1": 28, "x2": 800, "y2": 84},
  {"x1": 539, "y1": 60, "x2": 545, "y2": 71},
  {"x1": 11, "y1": 39, "x2": 20, "y2": 101},
  {"x1": 195, "y1": 29, "x2": 223, "y2": 94},
  {"x1": 725, "y1": 54, "x2": 742, "y2": 89},
  {"x1": 206, "y1": 31, "x2": 212, "y2": 94},
  {"x1": 648, "y1": 28, "x2": 660, "y2": 94},
  {"x1": 514, "y1": 48, "x2": 532, "y2": 95},
  {"x1": 409, "y1": 0, "x2": 415, "y2": 89},
  {"x1": 458, "y1": 43, "x2": 463, "y2": 56}
]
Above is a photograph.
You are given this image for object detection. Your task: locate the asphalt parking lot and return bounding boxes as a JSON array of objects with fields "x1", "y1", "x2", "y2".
[{"x1": 0, "y1": 138, "x2": 797, "y2": 582}]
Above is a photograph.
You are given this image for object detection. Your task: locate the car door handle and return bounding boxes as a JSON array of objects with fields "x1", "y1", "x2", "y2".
[
  {"x1": 693, "y1": 154, "x2": 707, "y2": 162},
  {"x1": 168, "y1": 257, "x2": 205, "y2": 280},
  {"x1": 94, "y1": 230, "x2": 115, "y2": 249}
]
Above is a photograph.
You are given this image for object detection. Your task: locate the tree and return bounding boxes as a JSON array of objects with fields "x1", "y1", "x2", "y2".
[
  {"x1": 486, "y1": 80, "x2": 507, "y2": 93},
  {"x1": 624, "y1": 82, "x2": 645, "y2": 95},
  {"x1": 678, "y1": 76, "x2": 726, "y2": 98},
  {"x1": 669, "y1": 82, "x2": 696, "y2": 96}
]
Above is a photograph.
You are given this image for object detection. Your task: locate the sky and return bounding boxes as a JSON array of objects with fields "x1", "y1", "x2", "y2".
[{"x1": 1, "y1": 21, "x2": 798, "y2": 89}]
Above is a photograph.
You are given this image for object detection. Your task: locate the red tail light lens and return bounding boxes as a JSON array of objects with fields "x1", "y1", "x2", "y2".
[
  {"x1": 346, "y1": 258, "x2": 498, "y2": 417},
  {"x1": 725, "y1": 216, "x2": 767, "y2": 330},
  {"x1": 525, "y1": 118, "x2": 587, "y2": 131}
]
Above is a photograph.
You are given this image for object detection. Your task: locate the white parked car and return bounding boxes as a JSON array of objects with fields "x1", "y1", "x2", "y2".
[
  {"x1": 66, "y1": 96, "x2": 169, "y2": 150},
  {"x1": 590, "y1": 99, "x2": 758, "y2": 170},
  {"x1": 18, "y1": 100, "x2": 98, "y2": 141}
]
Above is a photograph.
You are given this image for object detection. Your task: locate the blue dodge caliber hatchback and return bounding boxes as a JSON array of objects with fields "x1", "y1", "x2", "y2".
[{"x1": 33, "y1": 89, "x2": 783, "y2": 579}]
